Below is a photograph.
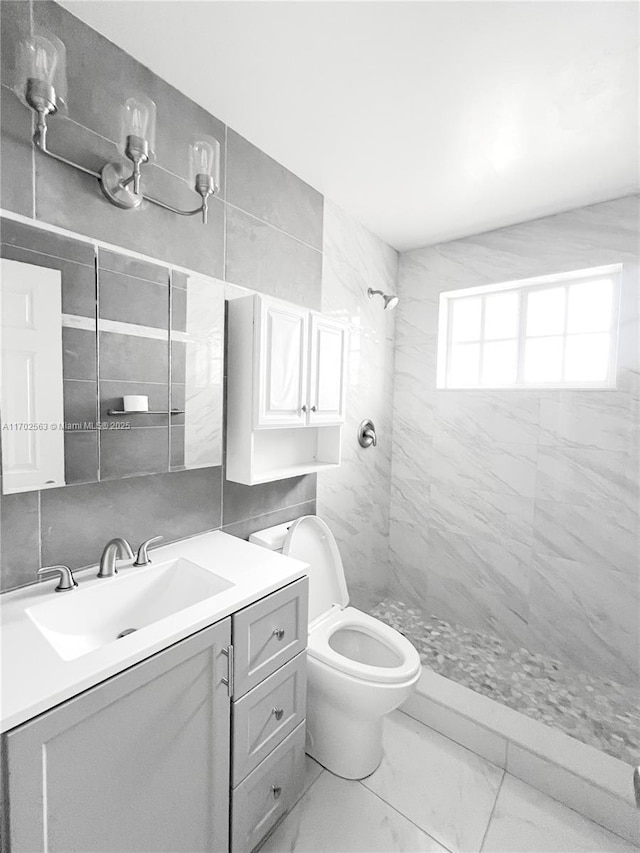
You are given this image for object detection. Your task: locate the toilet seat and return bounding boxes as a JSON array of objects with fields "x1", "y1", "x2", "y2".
[
  {"x1": 308, "y1": 606, "x2": 421, "y2": 685},
  {"x1": 282, "y1": 516, "x2": 420, "y2": 686}
]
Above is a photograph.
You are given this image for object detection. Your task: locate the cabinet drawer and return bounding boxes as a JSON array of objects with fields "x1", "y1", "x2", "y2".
[
  {"x1": 232, "y1": 577, "x2": 308, "y2": 698},
  {"x1": 231, "y1": 722, "x2": 305, "y2": 853},
  {"x1": 232, "y1": 652, "x2": 306, "y2": 785}
]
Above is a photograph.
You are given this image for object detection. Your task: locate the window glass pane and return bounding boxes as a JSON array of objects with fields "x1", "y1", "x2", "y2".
[
  {"x1": 567, "y1": 279, "x2": 613, "y2": 334},
  {"x1": 526, "y1": 287, "x2": 566, "y2": 336},
  {"x1": 481, "y1": 340, "x2": 518, "y2": 385},
  {"x1": 524, "y1": 336, "x2": 563, "y2": 383},
  {"x1": 565, "y1": 333, "x2": 610, "y2": 381},
  {"x1": 484, "y1": 292, "x2": 519, "y2": 340},
  {"x1": 449, "y1": 343, "x2": 480, "y2": 386},
  {"x1": 451, "y1": 297, "x2": 481, "y2": 342}
]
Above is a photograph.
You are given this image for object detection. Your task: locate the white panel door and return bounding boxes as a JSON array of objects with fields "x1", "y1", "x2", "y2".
[
  {"x1": 0, "y1": 259, "x2": 65, "y2": 494},
  {"x1": 254, "y1": 296, "x2": 309, "y2": 428},
  {"x1": 308, "y1": 314, "x2": 347, "y2": 425}
]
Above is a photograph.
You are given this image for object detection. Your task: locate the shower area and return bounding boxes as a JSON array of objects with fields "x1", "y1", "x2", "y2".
[{"x1": 318, "y1": 194, "x2": 640, "y2": 771}]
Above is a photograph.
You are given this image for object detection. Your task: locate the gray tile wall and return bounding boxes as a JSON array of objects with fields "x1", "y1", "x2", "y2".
[{"x1": 0, "y1": 0, "x2": 323, "y2": 592}]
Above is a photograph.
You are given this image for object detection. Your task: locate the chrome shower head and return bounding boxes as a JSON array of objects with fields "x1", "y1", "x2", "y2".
[{"x1": 367, "y1": 288, "x2": 399, "y2": 311}]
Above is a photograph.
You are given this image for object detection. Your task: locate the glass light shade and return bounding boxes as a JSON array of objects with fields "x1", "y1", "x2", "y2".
[
  {"x1": 189, "y1": 136, "x2": 221, "y2": 189},
  {"x1": 15, "y1": 28, "x2": 68, "y2": 113},
  {"x1": 120, "y1": 95, "x2": 156, "y2": 157}
]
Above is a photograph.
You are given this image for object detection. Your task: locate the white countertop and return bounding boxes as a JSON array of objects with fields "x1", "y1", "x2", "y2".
[{"x1": 0, "y1": 531, "x2": 308, "y2": 733}]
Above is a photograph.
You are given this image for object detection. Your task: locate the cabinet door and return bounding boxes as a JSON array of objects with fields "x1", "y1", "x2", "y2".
[
  {"x1": 254, "y1": 296, "x2": 308, "y2": 428},
  {"x1": 4, "y1": 620, "x2": 231, "y2": 853},
  {"x1": 308, "y1": 314, "x2": 348, "y2": 425}
]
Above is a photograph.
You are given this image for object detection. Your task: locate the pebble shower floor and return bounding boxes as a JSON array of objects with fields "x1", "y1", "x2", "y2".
[{"x1": 371, "y1": 600, "x2": 640, "y2": 767}]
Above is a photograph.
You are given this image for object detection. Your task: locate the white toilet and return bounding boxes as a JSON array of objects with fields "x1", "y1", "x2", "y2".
[{"x1": 249, "y1": 515, "x2": 421, "y2": 780}]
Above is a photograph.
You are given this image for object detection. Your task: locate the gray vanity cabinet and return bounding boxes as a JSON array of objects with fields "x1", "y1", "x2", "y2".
[{"x1": 3, "y1": 619, "x2": 231, "y2": 853}]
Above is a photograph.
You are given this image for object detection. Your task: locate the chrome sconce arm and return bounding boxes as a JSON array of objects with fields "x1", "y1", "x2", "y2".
[{"x1": 143, "y1": 174, "x2": 217, "y2": 224}]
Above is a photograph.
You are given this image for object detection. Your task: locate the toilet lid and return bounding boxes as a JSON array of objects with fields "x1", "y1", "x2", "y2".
[{"x1": 283, "y1": 516, "x2": 349, "y2": 623}]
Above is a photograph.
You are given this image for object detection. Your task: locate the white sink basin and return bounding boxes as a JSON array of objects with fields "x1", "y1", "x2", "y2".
[{"x1": 26, "y1": 558, "x2": 234, "y2": 661}]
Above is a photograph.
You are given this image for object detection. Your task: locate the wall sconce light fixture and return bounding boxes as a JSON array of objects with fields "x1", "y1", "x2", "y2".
[{"x1": 14, "y1": 27, "x2": 220, "y2": 224}]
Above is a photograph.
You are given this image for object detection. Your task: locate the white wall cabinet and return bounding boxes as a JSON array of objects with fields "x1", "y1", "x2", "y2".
[{"x1": 227, "y1": 294, "x2": 348, "y2": 484}]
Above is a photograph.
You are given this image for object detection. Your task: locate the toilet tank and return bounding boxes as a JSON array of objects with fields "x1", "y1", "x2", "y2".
[{"x1": 249, "y1": 520, "x2": 298, "y2": 552}]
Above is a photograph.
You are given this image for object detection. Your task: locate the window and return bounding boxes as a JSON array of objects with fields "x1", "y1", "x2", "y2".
[{"x1": 436, "y1": 265, "x2": 621, "y2": 389}]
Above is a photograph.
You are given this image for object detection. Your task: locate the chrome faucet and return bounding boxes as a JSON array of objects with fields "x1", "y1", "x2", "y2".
[
  {"x1": 97, "y1": 538, "x2": 134, "y2": 578},
  {"x1": 134, "y1": 536, "x2": 163, "y2": 567},
  {"x1": 36, "y1": 565, "x2": 78, "y2": 592}
]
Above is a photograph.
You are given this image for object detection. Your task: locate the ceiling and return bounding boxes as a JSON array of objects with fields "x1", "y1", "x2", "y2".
[{"x1": 59, "y1": 1, "x2": 639, "y2": 252}]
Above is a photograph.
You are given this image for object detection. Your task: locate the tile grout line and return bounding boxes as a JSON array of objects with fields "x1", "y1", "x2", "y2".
[
  {"x1": 397, "y1": 708, "x2": 508, "y2": 774},
  {"x1": 0, "y1": 207, "x2": 225, "y2": 287},
  {"x1": 223, "y1": 124, "x2": 228, "y2": 282},
  {"x1": 94, "y1": 248, "x2": 101, "y2": 482},
  {"x1": 222, "y1": 498, "x2": 317, "y2": 530},
  {"x1": 0, "y1": 241, "x2": 95, "y2": 270},
  {"x1": 27, "y1": 2, "x2": 36, "y2": 220},
  {"x1": 478, "y1": 767, "x2": 506, "y2": 853},
  {"x1": 356, "y1": 779, "x2": 456, "y2": 853},
  {"x1": 167, "y1": 268, "x2": 173, "y2": 475},
  {"x1": 36, "y1": 489, "x2": 42, "y2": 569},
  {"x1": 399, "y1": 688, "x2": 633, "y2": 802},
  {"x1": 398, "y1": 708, "x2": 506, "y2": 774},
  {"x1": 224, "y1": 200, "x2": 323, "y2": 255}
]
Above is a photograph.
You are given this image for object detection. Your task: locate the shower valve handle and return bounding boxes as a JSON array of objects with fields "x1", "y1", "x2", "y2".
[{"x1": 358, "y1": 419, "x2": 377, "y2": 448}]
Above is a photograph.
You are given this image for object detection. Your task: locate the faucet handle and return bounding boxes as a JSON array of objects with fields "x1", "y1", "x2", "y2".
[
  {"x1": 134, "y1": 536, "x2": 163, "y2": 567},
  {"x1": 37, "y1": 565, "x2": 78, "y2": 592}
]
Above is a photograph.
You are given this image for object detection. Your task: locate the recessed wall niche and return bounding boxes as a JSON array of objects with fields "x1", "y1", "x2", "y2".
[{"x1": 0, "y1": 217, "x2": 224, "y2": 493}]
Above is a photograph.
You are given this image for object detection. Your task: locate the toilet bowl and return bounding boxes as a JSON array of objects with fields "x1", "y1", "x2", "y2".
[{"x1": 249, "y1": 515, "x2": 421, "y2": 780}]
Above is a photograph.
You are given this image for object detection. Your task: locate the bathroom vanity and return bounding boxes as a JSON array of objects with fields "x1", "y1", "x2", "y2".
[{"x1": 0, "y1": 533, "x2": 309, "y2": 853}]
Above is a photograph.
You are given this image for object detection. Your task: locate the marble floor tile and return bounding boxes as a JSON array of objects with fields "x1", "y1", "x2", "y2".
[
  {"x1": 261, "y1": 768, "x2": 446, "y2": 853},
  {"x1": 481, "y1": 774, "x2": 638, "y2": 852},
  {"x1": 362, "y1": 711, "x2": 503, "y2": 853}
]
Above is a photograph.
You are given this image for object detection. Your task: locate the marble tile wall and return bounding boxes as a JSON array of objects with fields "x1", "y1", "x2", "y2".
[
  {"x1": 389, "y1": 195, "x2": 640, "y2": 689},
  {"x1": 317, "y1": 201, "x2": 398, "y2": 610},
  {"x1": 0, "y1": 0, "x2": 322, "y2": 591}
]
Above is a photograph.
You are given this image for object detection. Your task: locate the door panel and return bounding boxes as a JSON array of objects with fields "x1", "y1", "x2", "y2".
[
  {"x1": 0, "y1": 259, "x2": 65, "y2": 493},
  {"x1": 308, "y1": 314, "x2": 347, "y2": 425},
  {"x1": 254, "y1": 297, "x2": 308, "y2": 428},
  {"x1": 5, "y1": 619, "x2": 231, "y2": 853}
]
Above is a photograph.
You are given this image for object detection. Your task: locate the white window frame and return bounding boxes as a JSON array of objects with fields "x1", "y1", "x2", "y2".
[{"x1": 436, "y1": 264, "x2": 622, "y2": 390}]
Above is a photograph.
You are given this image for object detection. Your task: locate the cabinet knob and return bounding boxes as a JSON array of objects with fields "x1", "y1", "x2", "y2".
[
  {"x1": 272, "y1": 628, "x2": 285, "y2": 640},
  {"x1": 311, "y1": 405, "x2": 317, "y2": 412},
  {"x1": 301, "y1": 405, "x2": 307, "y2": 413},
  {"x1": 271, "y1": 785, "x2": 282, "y2": 799},
  {"x1": 272, "y1": 707, "x2": 284, "y2": 720}
]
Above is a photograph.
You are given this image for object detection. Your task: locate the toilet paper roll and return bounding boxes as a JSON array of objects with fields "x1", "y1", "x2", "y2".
[{"x1": 122, "y1": 395, "x2": 149, "y2": 412}]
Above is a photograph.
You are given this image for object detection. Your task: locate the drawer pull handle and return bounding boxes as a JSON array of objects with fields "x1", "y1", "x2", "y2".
[
  {"x1": 272, "y1": 628, "x2": 285, "y2": 640},
  {"x1": 272, "y1": 707, "x2": 284, "y2": 720},
  {"x1": 271, "y1": 785, "x2": 282, "y2": 799}
]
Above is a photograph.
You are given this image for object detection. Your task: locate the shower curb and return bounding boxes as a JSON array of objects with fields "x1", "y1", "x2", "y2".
[{"x1": 401, "y1": 666, "x2": 640, "y2": 846}]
